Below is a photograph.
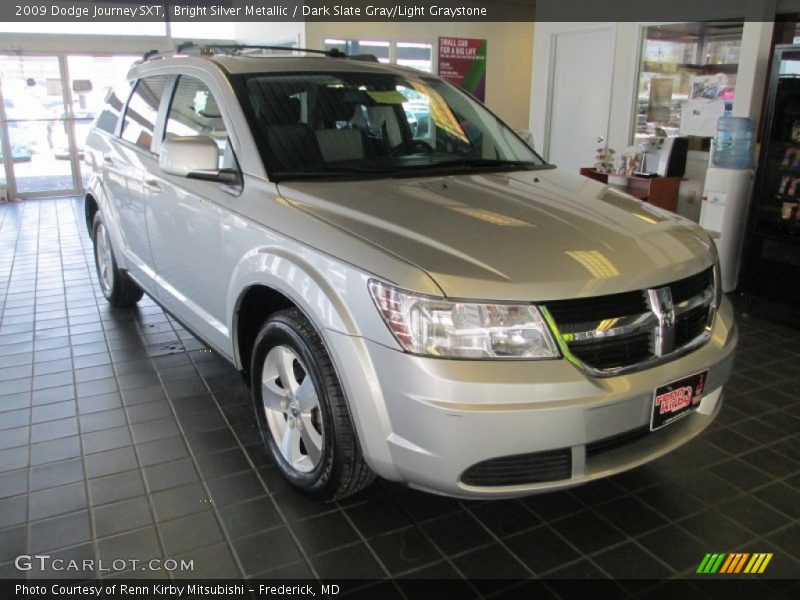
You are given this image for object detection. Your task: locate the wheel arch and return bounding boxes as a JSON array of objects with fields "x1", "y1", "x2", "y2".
[
  {"x1": 228, "y1": 247, "x2": 361, "y2": 377},
  {"x1": 84, "y1": 192, "x2": 99, "y2": 240},
  {"x1": 233, "y1": 283, "x2": 295, "y2": 380},
  {"x1": 228, "y1": 248, "x2": 401, "y2": 481}
]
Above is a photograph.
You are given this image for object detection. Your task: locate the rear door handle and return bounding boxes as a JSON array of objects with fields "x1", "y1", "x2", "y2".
[
  {"x1": 144, "y1": 179, "x2": 161, "y2": 193},
  {"x1": 103, "y1": 156, "x2": 114, "y2": 166}
]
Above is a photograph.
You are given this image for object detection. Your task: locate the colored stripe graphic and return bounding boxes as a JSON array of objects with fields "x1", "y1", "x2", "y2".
[
  {"x1": 719, "y1": 553, "x2": 736, "y2": 573},
  {"x1": 699, "y1": 552, "x2": 773, "y2": 574},
  {"x1": 733, "y1": 553, "x2": 749, "y2": 573},
  {"x1": 744, "y1": 553, "x2": 774, "y2": 574},
  {"x1": 720, "y1": 553, "x2": 750, "y2": 573},
  {"x1": 697, "y1": 553, "x2": 726, "y2": 573}
]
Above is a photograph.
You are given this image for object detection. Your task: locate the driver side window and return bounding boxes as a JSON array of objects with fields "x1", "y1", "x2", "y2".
[{"x1": 164, "y1": 76, "x2": 235, "y2": 170}]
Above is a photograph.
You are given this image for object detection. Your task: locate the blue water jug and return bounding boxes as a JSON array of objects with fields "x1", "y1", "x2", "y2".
[{"x1": 712, "y1": 116, "x2": 755, "y2": 169}]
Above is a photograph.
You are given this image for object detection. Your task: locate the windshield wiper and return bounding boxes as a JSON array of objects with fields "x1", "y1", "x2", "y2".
[
  {"x1": 273, "y1": 160, "x2": 550, "y2": 181},
  {"x1": 410, "y1": 159, "x2": 545, "y2": 171},
  {"x1": 272, "y1": 166, "x2": 399, "y2": 181}
]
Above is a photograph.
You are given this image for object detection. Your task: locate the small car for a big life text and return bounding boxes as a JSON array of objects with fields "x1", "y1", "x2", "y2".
[{"x1": 84, "y1": 44, "x2": 737, "y2": 500}]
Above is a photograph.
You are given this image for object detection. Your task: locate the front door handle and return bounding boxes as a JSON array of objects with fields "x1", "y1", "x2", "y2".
[
  {"x1": 103, "y1": 156, "x2": 114, "y2": 166},
  {"x1": 144, "y1": 179, "x2": 161, "y2": 193}
]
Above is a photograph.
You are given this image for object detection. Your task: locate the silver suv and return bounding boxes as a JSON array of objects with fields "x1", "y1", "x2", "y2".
[{"x1": 84, "y1": 44, "x2": 737, "y2": 500}]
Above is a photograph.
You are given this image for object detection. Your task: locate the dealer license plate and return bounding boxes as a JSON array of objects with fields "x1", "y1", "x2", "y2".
[{"x1": 651, "y1": 370, "x2": 708, "y2": 431}]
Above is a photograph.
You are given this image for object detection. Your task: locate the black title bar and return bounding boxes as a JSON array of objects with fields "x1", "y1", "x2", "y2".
[{"x1": 1, "y1": 0, "x2": 794, "y2": 23}]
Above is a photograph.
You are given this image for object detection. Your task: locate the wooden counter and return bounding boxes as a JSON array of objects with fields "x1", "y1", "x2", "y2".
[{"x1": 580, "y1": 168, "x2": 681, "y2": 213}]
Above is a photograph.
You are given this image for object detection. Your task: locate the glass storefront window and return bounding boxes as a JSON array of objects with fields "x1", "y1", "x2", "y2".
[
  {"x1": 633, "y1": 22, "x2": 744, "y2": 146},
  {"x1": 397, "y1": 42, "x2": 433, "y2": 73},
  {"x1": 324, "y1": 39, "x2": 432, "y2": 71},
  {"x1": 324, "y1": 39, "x2": 390, "y2": 63},
  {"x1": 0, "y1": 54, "x2": 138, "y2": 197}
]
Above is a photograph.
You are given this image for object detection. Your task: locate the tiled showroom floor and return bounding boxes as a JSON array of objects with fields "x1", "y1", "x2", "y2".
[{"x1": 1, "y1": 197, "x2": 799, "y2": 591}]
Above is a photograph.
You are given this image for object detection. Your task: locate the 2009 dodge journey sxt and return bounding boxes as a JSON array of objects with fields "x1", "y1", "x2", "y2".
[{"x1": 84, "y1": 44, "x2": 737, "y2": 500}]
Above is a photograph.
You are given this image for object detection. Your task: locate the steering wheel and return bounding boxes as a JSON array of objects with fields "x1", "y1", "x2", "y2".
[{"x1": 390, "y1": 139, "x2": 434, "y2": 157}]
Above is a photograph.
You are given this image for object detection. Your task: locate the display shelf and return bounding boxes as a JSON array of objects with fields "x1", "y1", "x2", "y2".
[
  {"x1": 756, "y1": 205, "x2": 800, "y2": 235},
  {"x1": 771, "y1": 193, "x2": 800, "y2": 203}
]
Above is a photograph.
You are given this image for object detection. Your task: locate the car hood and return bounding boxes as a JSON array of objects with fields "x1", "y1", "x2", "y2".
[{"x1": 277, "y1": 169, "x2": 715, "y2": 301}]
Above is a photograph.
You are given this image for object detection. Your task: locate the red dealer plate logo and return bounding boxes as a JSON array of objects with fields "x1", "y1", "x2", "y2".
[{"x1": 651, "y1": 370, "x2": 708, "y2": 431}]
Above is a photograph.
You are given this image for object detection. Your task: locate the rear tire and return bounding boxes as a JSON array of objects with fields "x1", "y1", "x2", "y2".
[
  {"x1": 92, "y1": 213, "x2": 144, "y2": 307},
  {"x1": 251, "y1": 308, "x2": 374, "y2": 500}
]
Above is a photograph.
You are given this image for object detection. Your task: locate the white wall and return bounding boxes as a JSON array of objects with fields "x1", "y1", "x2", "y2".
[{"x1": 304, "y1": 21, "x2": 535, "y2": 129}]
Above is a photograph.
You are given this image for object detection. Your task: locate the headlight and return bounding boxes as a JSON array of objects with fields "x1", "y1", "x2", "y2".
[{"x1": 368, "y1": 280, "x2": 559, "y2": 359}]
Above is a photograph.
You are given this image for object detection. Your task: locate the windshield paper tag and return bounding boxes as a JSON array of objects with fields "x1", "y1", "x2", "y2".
[{"x1": 367, "y1": 90, "x2": 408, "y2": 104}]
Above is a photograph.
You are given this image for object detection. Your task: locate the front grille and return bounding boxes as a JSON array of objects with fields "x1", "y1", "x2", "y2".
[
  {"x1": 460, "y1": 448, "x2": 572, "y2": 486},
  {"x1": 675, "y1": 304, "x2": 710, "y2": 347},
  {"x1": 569, "y1": 332, "x2": 652, "y2": 371},
  {"x1": 671, "y1": 269, "x2": 713, "y2": 304},
  {"x1": 546, "y1": 290, "x2": 648, "y2": 327},
  {"x1": 544, "y1": 268, "x2": 715, "y2": 374}
]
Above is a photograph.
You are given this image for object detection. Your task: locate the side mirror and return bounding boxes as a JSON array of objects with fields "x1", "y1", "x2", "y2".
[
  {"x1": 515, "y1": 129, "x2": 535, "y2": 150},
  {"x1": 159, "y1": 136, "x2": 236, "y2": 183}
]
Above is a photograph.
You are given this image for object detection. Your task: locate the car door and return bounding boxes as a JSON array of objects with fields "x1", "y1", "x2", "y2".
[
  {"x1": 108, "y1": 75, "x2": 171, "y2": 286},
  {"x1": 145, "y1": 73, "x2": 240, "y2": 352}
]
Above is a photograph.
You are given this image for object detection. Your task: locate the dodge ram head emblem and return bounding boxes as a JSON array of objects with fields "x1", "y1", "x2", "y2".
[{"x1": 648, "y1": 287, "x2": 676, "y2": 357}]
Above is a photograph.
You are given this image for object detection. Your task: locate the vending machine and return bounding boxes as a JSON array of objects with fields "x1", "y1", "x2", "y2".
[{"x1": 741, "y1": 44, "x2": 800, "y2": 316}]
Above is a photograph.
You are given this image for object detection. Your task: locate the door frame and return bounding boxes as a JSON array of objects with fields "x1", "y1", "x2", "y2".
[
  {"x1": 0, "y1": 50, "x2": 138, "y2": 200},
  {"x1": 542, "y1": 25, "x2": 617, "y2": 164}
]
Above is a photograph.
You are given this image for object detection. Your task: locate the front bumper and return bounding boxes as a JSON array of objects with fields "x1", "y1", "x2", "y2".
[{"x1": 329, "y1": 297, "x2": 737, "y2": 499}]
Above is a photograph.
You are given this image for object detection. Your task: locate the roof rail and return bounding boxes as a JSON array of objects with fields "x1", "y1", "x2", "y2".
[{"x1": 137, "y1": 43, "x2": 352, "y2": 64}]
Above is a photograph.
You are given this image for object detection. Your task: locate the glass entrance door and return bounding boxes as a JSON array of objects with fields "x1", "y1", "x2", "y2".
[
  {"x1": 0, "y1": 54, "x2": 75, "y2": 197},
  {"x1": 0, "y1": 53, "x2": 137, "y2": 200}
]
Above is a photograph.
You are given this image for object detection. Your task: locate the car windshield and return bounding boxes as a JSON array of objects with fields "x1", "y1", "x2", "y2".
[{"x1": 233, "y1": 70, "x2": 548, "y2": 181}]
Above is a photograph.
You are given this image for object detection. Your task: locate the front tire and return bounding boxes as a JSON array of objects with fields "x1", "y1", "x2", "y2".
[
  {"x1": 92, "y1": 213, "x2": 144, "y2": 307},
  {"x1": 251, "y1": 308, "x2": 374, "y2": 500}
]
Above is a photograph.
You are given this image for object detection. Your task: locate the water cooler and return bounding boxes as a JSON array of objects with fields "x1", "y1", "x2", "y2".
[{"x1": 700, "y1": 166, "x2": 754, "y2": 292}]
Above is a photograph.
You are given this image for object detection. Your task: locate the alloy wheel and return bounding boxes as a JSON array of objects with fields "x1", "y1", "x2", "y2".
[{"x1": 261, "y1": 345, "x2": 325, "y2": 473}]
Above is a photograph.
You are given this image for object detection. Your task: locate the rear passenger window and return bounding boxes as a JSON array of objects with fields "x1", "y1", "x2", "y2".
[
  {"x1": 165, "y1": 76, "x2": 231, "y2": 170},
  {"x1": 120, "y1": 75, "x2": 169, "y2": 150},
  {"x1": 95, "y1": 82, "x2": 131, "y2": 135}
]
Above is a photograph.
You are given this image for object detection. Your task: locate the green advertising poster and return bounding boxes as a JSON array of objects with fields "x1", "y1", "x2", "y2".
[{"x1": 438, "y1": 37, "x2": 487, "y2": 102}]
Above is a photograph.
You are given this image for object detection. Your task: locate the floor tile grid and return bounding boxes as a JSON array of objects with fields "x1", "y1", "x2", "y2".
[
  {"x1": 15, "y1": 200, "x2": 126, "y2": 578},
  {"x1": 3, "y1": 201, "x2": 196, "y2": 578},
  {"x1": 52, "y1": 198, "x2": 99, "y2": 579},
  {"x1": 0, "y1": 200, "x2": 35, "y2": 558},
  {"x1": 71, "y1": 203, "x2": 252, "y2": 580},
  {"x1": 1, "y1": 201, "x2": 88, "y2": 575},
  {"x1": 329, "y1": 490, "x2": 485, "y2": 593}
]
